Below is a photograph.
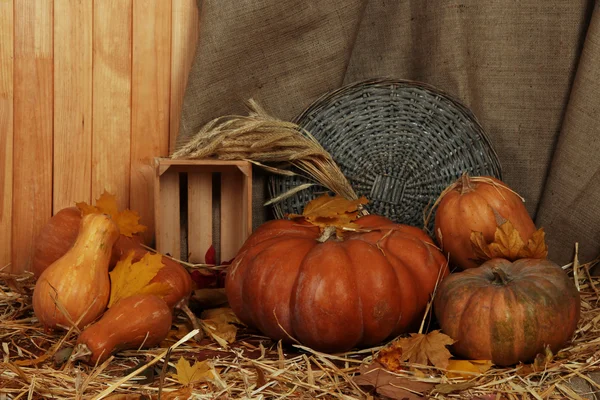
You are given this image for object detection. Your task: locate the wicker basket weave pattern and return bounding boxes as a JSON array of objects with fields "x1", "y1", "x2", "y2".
[{"x1": 270, "y1": 79, "x2": 502, "y2": 228}]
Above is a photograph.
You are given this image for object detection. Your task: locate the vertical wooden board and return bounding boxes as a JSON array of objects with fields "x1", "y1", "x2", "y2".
[
  {"x1": 92, "y1": 0, "x2": 132, "y2": 209},
  {"x1": 155, "y1": 170, "x2": 181, "y2": 258},
  {"x1": 170, "y1": 0, "x2": 199, "y2": 153},
  {"x1": 0, "y1": 0, "x2": 14, "y2": 269},
  {"x1": 13, "y1": 0, "x2": 53, "y2": 273},
  {"x1": 131, "y1": 0, "x2": 172, "y2": 243},
  {"x1": 53, "y1": 0, "x2": 93, "y2": 212},
  {"x1": 240, "y1": 164, "x2": 253, "y2": 239},
  {"x1": 220, "y1": 170, "x2": 244, "y2": 262},
  {"x1": 187, "y1": 172, "x2": 212, "y2": 263}
]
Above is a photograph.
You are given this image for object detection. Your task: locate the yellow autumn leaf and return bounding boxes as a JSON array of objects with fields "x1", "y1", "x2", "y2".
[
  {"x1": 108, "y1": 251, "x2": 170, "y2": 307},
  {"x1": 446, "y1": 359, "x2": 493, "y2": 379},
  {"x1": 470, "y1": 220, "x2": 548, "y2": 264},
  {"x1": 76, "y1": 190, "x2": 146, "y2": 237},
  {"x1": 518, "y1": 228, "x2": 548, "y2": 259},
  {"x1": 287, "y1": 194, "x2": 369, "y2": 239},
  {"x1": 201, "y1": 307, "x2": 242, "y2": 347},
  {"x1": 171, "y1": 357, "x2": 215, "y2": 385}
]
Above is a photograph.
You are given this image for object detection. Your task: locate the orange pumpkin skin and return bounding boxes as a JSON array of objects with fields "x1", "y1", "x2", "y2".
[
  {"x1": 434, "y1": 258, "x2": 580, "y2": 366},
  {"x1": 225, "y1": 215, "x2": 448, "y2": 353},
  {"x1": 32, "y1": 207, "x2": 144, "y2": 278},
  {"x1": 434, "y1": 175, "x2": 536, "y2": 269}
]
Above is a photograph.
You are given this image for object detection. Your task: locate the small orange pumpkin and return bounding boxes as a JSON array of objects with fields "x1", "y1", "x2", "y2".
[{"x1": 434, "y1": 174, "x2": 536, "y2": 269}]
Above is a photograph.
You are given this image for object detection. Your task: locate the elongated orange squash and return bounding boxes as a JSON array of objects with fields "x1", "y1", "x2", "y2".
[{"x1": 33, "y1": 213, "x2": 119, "y2": 330}]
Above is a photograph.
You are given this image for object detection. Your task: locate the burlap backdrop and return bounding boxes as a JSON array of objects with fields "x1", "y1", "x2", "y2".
[{"x1": 176, "y1": 0, "x2": 600, "y2": 266}]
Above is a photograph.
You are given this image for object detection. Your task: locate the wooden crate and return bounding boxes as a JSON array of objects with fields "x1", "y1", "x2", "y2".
[{"x1": 154, "y1": 158, "x2": 252, "y2": 263}]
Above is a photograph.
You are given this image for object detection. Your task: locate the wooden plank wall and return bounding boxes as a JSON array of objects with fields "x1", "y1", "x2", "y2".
[{"x1": 1, "y1": 0, "x2": 199, "y2": 273}]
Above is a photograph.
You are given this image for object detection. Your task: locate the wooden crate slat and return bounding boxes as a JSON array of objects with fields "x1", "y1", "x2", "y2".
[
  {"x1": 12, "y1": 0, "x2": 54, "y2": 274},
  {"x1": 187, "y1": 172, "x2": 213, "y2": 263},
  {"x1": 0, "y1": 0, "x2": 14, "y2": 270},
  {"x1": 92, "y1": 0, "x2": 132, "y2": 209},
  {"x1": 53, "y1": 0, "x2": 93, "y2": 212},
  {"x1": 155, "y1": 169, "x2": 181, "y2": 258},
  {"x1": 131, "y1": 0, "x2": 172, "y2": 243},
  {"x1": 220, "y1": 171, "x2": 244, "y2": 262},
  {"x1": 155, "y1": 158, "x2": 252, "y2": 264}
]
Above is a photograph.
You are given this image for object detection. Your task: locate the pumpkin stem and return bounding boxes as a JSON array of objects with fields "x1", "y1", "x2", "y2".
[
  {"x1": 491, "y1": 267, "x2": 511, "y2": 285},
  {"x1": 317, "y1": 226, "x2": 338, "y2": 243},
  {"x1": 70, "y1": 343, "x2": 93, "y2": 363},
  {"x1": 459, "y1": 173, "x2": 475, "y2": 195}
]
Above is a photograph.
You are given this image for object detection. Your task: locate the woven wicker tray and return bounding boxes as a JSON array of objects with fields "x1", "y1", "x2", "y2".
[{"x1": 269, "y1": 78, "x2": 502, "y2": 229}]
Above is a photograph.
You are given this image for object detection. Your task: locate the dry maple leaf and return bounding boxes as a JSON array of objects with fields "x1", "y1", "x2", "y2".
[
  {"x1": 446, "y1": 359, "x2": 493, "y2": 379},
  {"x1": 375, "y1": 344, "x2": 404, "y2": 372},
  {"x1": 200, "y1": 307, "x2": 242, "y2": 347},
  {"x1": 518, "y1": 228, "x2": 548, "y2": 259},
  {"x1": 171, "y1": 357, "x2": 215, "y2": 385},
  {"x1": 76, "y1": 191, "x2": 146, "y2": 237},
  {"x1": 389, "y1": 330, "x2": 454, "y2": 369},
  {"x1": 108, "y1": 251, "x2": 170, "y2": 307},
  {"x1": 353, "y1": 362, "x2": 434, "y2": 400},
  {"x1": 287, "y1": 193, "x2": 368, "y2": 236},
  {"x1": 470, "y1": 220, "x2": 548, "y2": 264}
]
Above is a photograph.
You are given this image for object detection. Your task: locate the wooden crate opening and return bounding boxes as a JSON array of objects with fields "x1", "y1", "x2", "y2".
[{"x1": 154, "y1": 158, "x2": 252, "y2": 264}]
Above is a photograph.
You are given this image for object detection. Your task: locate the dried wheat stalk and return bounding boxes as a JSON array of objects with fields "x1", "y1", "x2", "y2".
[{"x1": 171, "y1": 100, "x2": 357, "y2": 204}]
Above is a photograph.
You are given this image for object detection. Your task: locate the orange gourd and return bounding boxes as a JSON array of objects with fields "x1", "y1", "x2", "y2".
[
  {"x1": 434, "y1": 174, "x2": 536, "y2": 269},
  {"x1": 33, "y1": 213, "x2": 119, "y2": 330},
  {"x1": 149, "y1": 257, "x2": 193, "y2": 309},
  {"x1": 32, "y1": 207, "x2": 144, "y2": 278},
  {"x1": 225, "y1": 215, "x2": 448, "y2": 353},
  {"x1": 72, "y1": 294, "x2": 172, "y2": 365}
]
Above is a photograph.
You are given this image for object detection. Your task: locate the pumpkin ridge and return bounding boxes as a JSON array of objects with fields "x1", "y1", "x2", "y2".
[
  {"x1": 245, "y1": 237, "x2": 317, "y2": 337},
  {"x1": 492, "y1": 281, "x2": 522, "y2": 366},
  {"x1": 510, "y1": 280, "x2": 543, "y2": 363},
  {"x1": 455, "y1": 285, "x2": 487, "y2": 357},
  {"x1": 291, "y1": 242, "x2": 363, "y2": 351}
]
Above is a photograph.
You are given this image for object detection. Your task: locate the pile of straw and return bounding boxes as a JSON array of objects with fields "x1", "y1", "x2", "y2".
[{"x1": 1, "y1": 256, "x2": 599, "y2": 400}]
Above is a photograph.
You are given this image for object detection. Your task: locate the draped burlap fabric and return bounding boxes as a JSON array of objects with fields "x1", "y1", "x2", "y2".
[{"x1": 177, "y1": 0, "x2": 600, "y2": 266}]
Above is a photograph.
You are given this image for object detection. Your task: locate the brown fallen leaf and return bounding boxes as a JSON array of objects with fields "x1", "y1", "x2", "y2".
[
  {"x1": 446, "y1": 359, "x2": 493, "y2": 379},
  {"x1": 353, "y1": 362, "x2": 434, "y2": 400},
  {"x1": 470, "y1": 220, "x2": 547, "y2": 264},
  {"x1": 108, "y1": 251, "x2": 171, "y2": 307},
  {"x1": 201, "y1": 307, "x2": 242, "y2": 346},
  {"x1": 387, "y1": 330, "x2": 454, "y2": 369},
  {"x1": 77, "y1": 190, "x2": 146, "y2": 237},
  {"x1": 171, "y1": 357, "x2": 214, "y2": 385},
  {"x1": 375, "y1": 343, "x2": 404, "y2": 372},
  {"x1": 287, "y1": 194, "x2": 368, "y2": 236}
]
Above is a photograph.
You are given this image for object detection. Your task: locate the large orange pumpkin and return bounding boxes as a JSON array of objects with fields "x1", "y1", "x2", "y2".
[
  {"x1": 434, "y1": 258, "x2": 580, "y2": 366},
  {"x1": 434, "y1": 174, "x2": 536, "y2": 269},
  {"x1": 225, "y1": 215, "x2": 448, "y2": 353}
]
